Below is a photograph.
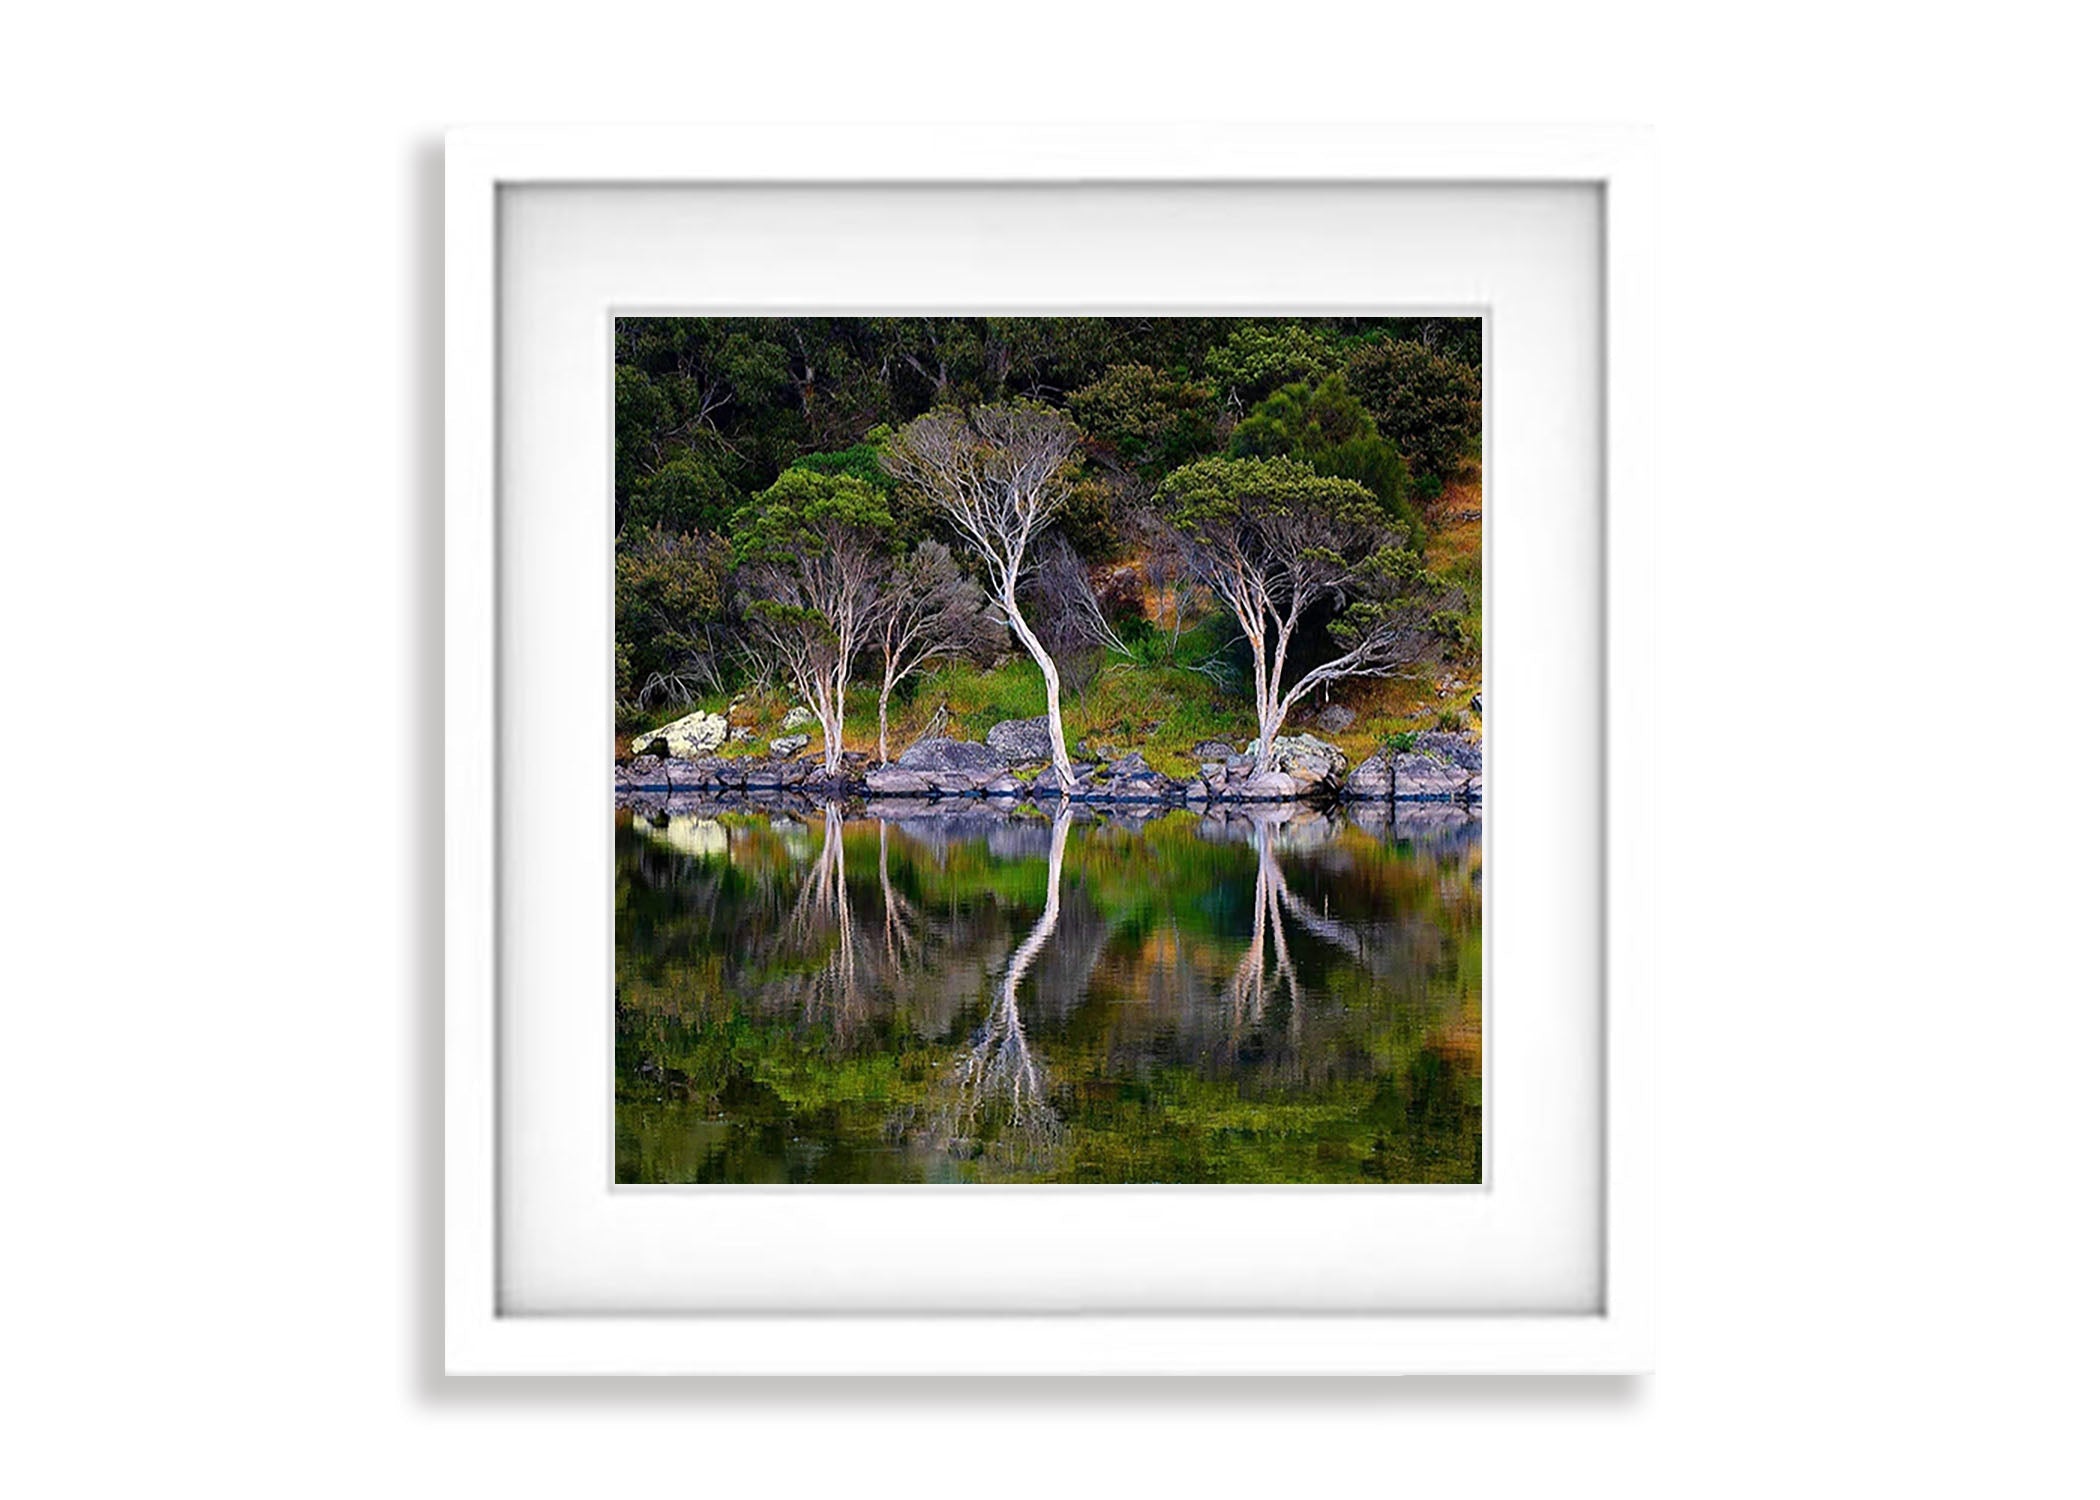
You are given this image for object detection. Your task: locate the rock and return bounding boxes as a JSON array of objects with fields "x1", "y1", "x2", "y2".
[
  {"x1": 617, "y1": 754, "x2": 667, "y2": 790},
  {"x1": 727, "y1": 726, "x2": 755, "y2": 744},
  {"x1": 1117, "y1": 774, "x2": 1175, "y2": 801},
  {"x1": 768, "y1": 733, "x2": 810, "y2": 757},
  {"x1": 1412, "y1": 731, "x2": 1482, "y2": 773},
  {"x1": 779, "y1": 705, "x2": 817, "y2": 732},
  {"x1": 896, "y1": 737, "x2": 1006, "y2": 772},
  {"x1": 983, "y1": 774, "x2": 1023, "y2": 797},
  {"x1": 986, "y1": 715, "x2": 1055, "y2": 762},
  {"x1": 866, "y1": 766, "x2": 936, "y2": 795},
  {"x1": 1029, "y1": 766, "x2": 1067, "y2": 797},
  {"x1": 629, "y1": 708, "x2": 728, "y2": 759},
  {"x1": 1340, "y1": 732, "x2": 1482, "y2": 802},
  {"x1": 1107, "y1": 750, "x2": 1150, "y2": 776},
  {"x1": 1312, "y1": 704, "x2": 1357, "y2": 733},
  {"x1": 661, "y1": 758, "x2": 713, "y2": 790},
  {"x1": 702, "y1": 757, "x2": 743, "y2": 788},
  {"x1": 1345, "y1": 754, "x2": 1394, "y2": 799},
  {"x1": 1266, "y1": 734, "x2": 1348, "y2": 784},
  {"x1": 1239, "y1": 771, "x2": 1301, "y2": 800},
  {"x1": 1190, "y1": 739, "x2": 1235, "y2": 761},
  {"x1": 1390, "y1": 754, "x2": 1477, "y2": 800}
]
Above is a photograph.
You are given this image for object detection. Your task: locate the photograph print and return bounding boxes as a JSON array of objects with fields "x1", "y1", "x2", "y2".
[{"x1": 613, "y1": 317, "x2": 1483, "y2": 1184}]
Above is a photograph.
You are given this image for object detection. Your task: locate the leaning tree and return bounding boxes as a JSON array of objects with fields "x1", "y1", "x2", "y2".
[
  {"x1": 884, "y1": 403, "x2": 1085, "y2": 789},
  {"x1": 729, "y1": 468, "x2": 893, "y2": 776},
  {"x1": 1158, "y1": 455, "x2": 1459, "y2": 772}
]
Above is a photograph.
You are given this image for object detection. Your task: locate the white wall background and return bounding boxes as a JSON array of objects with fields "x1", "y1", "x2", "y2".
[{"x1": 2, "y1": 4, "x2": 2093, "y2": 1494}]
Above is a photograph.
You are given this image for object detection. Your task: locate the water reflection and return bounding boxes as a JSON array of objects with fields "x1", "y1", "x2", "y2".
[
  {"x1": 616, "y1": 798, "x2": 1482, "y2": 1184},
  {"x1": 924, "y1": 808, "x2": 1072, "y2": 1172}
]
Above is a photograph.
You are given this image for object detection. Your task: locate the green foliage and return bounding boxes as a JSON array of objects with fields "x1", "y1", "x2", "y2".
[
  {"x1": 614, "y1": 318, "x2": 799, "y2": 501},
  {"x1": 1329, "y1": 546, "x2": 1436, "y2": 649},
  {"x1": 614, "y1": 528, "x2": 734, "y2": 708},
  {"x1": 788, "y1": 431, "x2": 895, "y2": 491},
  {"x1": 1227, "y1": 375, "x2": 1419, "y2": 540},
  {"x1": 1344, "y1": 338, "x2": 1482, "y2": 485},
  {"x1": 624, "y1": 451, "x2": 740, "y2": 535},
  {"x1": 789, "y1": 430, "x2": 940, "y2": 541},
  {"x1": 1067, "y1": 363, "x2": 1220, "y2": 480},
  {"x1": 730, "y1": 466, "x2": 896, "y2": 565},
  {"x1": 1202, "y1": 322, "x2": 1338, "y2": 404},
  {"x1": 1160, "y1": 453, "x2": 1388, "y2": 535}
]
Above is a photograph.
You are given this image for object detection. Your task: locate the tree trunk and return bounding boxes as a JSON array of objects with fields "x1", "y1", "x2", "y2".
[
  {"x1": 1254, "y1": 698, "x2": 1287, "y2": 773},
  {"x1": 815, "y1": 678, "x2": 845, "y2": 776},
  {"x1": 999, "y1": 581, "x2": 1075, "y2": 790},
  {"x1": 877, "y1": 692, "x2": 890, "y2": 764}
]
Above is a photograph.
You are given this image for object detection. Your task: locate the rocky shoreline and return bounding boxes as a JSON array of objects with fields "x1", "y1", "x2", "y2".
[{"x1": 618, "y1": 711, "x2": 1480, "y2": 808}]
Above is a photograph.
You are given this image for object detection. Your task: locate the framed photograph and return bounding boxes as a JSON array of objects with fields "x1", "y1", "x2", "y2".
[{"x1": 446, "y1": 125, "x2": 1653, "y2": 1374}]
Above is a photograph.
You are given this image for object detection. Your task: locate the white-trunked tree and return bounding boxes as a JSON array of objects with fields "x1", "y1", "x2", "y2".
[
  {"x1": 730, "y1": 468, "x2": 892, "y2": 777},
  {"x1": 1159, "y1": 454, "x2": 1459, "y2": 773},
  {"x1": 885, "y1": 403, "x2": 1084, "y2": 791}
]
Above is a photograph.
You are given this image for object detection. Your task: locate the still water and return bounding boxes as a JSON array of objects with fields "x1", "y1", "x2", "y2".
[{"x1": 616, "y1": 799, "x2": 1481, "y2": 1184}]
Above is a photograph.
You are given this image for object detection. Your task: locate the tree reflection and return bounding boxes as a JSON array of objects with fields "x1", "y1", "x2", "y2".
[
  {"x1": 1224, "y1": 813, "x2": 1372, "y2": 1048},
  {"x1": 1226, "y1": 818, "x2": 1300, "y2": 1032},
  {"x1": 925, "y1": 807, "x2": 1072, "y2": 1173},
  {"x1": 782, "y1": 803, "x2": 870, "y2": 1032}
]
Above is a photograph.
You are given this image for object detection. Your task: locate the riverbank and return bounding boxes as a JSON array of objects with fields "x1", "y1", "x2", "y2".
[{"x1": 616, "y1": 721, "x2": 1481, "y2": 807}]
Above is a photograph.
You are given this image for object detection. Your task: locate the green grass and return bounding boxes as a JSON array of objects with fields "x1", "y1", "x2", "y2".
[{"x1": 890, "y1": 638, "x2": 1250, "y2": 777}]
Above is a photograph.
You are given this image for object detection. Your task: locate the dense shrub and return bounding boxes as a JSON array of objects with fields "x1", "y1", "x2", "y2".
[{"x1": 1344, "y1": 339, "x2": 1482, "y2": 486}]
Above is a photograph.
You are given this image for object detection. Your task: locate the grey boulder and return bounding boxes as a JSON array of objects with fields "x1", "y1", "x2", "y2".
[
  {"x1": 986, "y1": 715, "x2": 1055, "y2": 763},
  {"x1": 896, "y1": 737, "x2": 1007, "y2": 772}
]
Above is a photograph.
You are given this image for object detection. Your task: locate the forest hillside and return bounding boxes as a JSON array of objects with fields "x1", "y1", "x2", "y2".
[{"x1": 614, "y1": 316, "x2": 1483, "y2": 780}]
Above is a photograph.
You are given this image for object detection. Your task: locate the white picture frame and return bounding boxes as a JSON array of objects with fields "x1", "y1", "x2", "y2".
[{"x1": 446, "y1": 124, "x2": 1654, "y2": 1376}]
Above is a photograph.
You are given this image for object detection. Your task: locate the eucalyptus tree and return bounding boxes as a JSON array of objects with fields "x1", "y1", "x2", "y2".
[
  {"x1": 884, "y1": 403, "x2": 1085, "y2": 789},
  {"x1": 729, "y1": 468, "x2": 893, "y2": 776},
  {"x1": 1159, "y1": 455, "x2": 1457, "y2": 772}
]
